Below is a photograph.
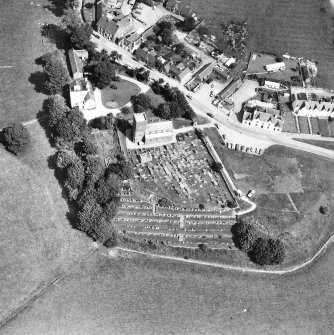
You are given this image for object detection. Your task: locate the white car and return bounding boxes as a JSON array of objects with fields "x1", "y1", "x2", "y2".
[{"x1": 247, "y1": 190, "x2": 256, "y2": 198}]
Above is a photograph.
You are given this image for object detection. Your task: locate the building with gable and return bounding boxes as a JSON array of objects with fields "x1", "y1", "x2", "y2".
[
  {"x1": 97, "y1": 14, "x2": 134, "y2": 41},
  {"x1": 68, "y1": 49, "x2": 88, "y2": 80},
  {"x1": 242, "y1": 102, "x2": 283, "y2": 132},
  {"x1": 69, "y1": 78, "x2": 96, "y2": 111},
  {"x1": 292, "y1": 95, "x2": 334, "y2": 117},
  {"x1": 132, "y1": 112, "x2": 174, "y2": 145}
]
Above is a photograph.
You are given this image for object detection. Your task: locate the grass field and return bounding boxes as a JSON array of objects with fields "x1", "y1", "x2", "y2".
[
  {"x1": 0, "y1": 120, "x2": 91, "y2": 323},
  {"x1": 208, "y1": 127, "x2": 334, "y2": 266},
  {"x1": 294, "y1": 138, "x2": 334, "y2": 151},
  {"x1": 101, "y1": 80, "x2": 140, "y2": 109},
  {"x1": 2, "y1": 248, "x2": 334, "y2": 335},
  {"x1": 182, "y1": 0, "x2": 334, "y2": 89},
  {"x1": 0, "y1": 0, "x2": 62, "y2": 127}
]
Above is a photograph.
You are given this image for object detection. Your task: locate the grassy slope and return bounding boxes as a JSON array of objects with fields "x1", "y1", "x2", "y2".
[
  {"x1": 0, "y1": 0, "x2": 60, "y2": 128},
  {"x1": 0, "y1": 121, "x2": 91, "y2": 322},
  {"x1": 294, "y1": 138, "x2": 334, "y2": 151},
  {"x1": 182, "y1": 0, "x2": 334, "y2": 88},
  {"x1": 2, "y1": 250, "x2": 334, "y2": 335},
  {"x1": 209, "y1": 126, "x2": 334, "y2": 266}
]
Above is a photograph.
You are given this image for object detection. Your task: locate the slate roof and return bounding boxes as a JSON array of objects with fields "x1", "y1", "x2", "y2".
[{"x1": 97, "y1": 16, "x2": 118, "y2": 36}]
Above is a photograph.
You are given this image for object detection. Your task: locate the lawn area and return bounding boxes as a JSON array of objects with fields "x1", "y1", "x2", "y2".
[
  {"x1": 294, "y1": 138, "x2": 334, "y2": 151},
  {"x1": 181, "y1": 0, "x2": 334, "y2": 89},
  {"x1": 101, "y1": 80, "x2": 140, "y2": 109},
  {"x1": 0, "y1": 121, "x2": 91, "y2": 323},
  {"x1": 3, "y1": 248, "x2": 334, "y2": 334},
  {"x1": 0, "y1": 0, "x2": 61, "y2": 127},
  {"x1": 207, "y1": 127, "x2": 334, "y2": 267}
]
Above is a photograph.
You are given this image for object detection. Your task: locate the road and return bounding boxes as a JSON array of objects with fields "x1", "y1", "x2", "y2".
[{"x1": 91, "y1": 35, "x2": 334, "y2": 160}]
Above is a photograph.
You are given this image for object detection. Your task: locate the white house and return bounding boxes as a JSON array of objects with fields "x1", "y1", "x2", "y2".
[
  {"x1": 292, "y1": 97, "x2": 334, "y2": 117},
  {"x1": 69, "y1": 78, "x2": 96, "y2": 111},
  {"x1": 68, "y1": 49, "x2": 88, "y2": 80},
  {"x1": 264, "y1": 80, "x2": 280, "y2": 90},
  {"x1": 265, "y1": 62, "x2": 286, "y2": 72},
  {"x1": 242, "y1": 103, "x2": 283, "y2": 132}
]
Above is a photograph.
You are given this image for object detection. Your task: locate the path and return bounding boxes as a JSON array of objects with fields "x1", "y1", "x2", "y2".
[{"x1": 116, "y1": 229, "x2": 334, "y2": 275}]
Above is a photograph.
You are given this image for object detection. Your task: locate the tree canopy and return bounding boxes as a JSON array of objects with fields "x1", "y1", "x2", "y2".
[
  {"x1": 131, "y1": 93, "x2": 151, "y2": 113},
  {"x1": 92, "y1": 60, "x2": 116, "y2": 89},
  {"x1": 2, "y1": 123, "x2": 30, "y2": 155}
]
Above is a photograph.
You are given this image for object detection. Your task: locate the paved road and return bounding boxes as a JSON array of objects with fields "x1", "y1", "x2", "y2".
[{"x1": 92, "y1": 35, "x2": 334, "y2": 160}]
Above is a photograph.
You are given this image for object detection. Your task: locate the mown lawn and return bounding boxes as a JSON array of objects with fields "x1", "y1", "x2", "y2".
[
  {"x1": 101, "y1": 80, "x2": 140, "y2": 109},
  {"x1": 182, "y1": 0, "x2": 334, "y2": 88},
  {"x1": 0, "y1": 0, "x2": 62, "y2": 127},
  {"x1": 294, "y1": 138, "x2": 334, "y2": 151}
]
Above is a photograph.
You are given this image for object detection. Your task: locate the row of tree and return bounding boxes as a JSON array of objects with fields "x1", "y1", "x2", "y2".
[{"x1": 232, "y1": 218, "x2": 285, "y2": 265}]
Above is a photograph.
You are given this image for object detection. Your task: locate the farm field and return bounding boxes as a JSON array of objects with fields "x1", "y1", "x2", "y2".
[
  {"x1": 2, "y1": 248, "x2": 334, "y2": 335},
  {"x1": 0, "y1": 121, "x2": 91, "y2": 323},
  {"x1": 182, "y1": 0, "x2": 334, "y2": 89},
  {"x1": 101, "y1": 80, "x2": 140, "y2": 108},
  {"x1": 208, "y1": 127, "x2": 334, "y2": 266},
  {"x1": 0, "y1": 0, "x2": 62, "y2": 127}
]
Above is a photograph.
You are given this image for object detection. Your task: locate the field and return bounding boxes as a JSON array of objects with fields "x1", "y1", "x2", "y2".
[
  {"x1": 0, "y1": 121, "x2": 91, "y2": 323},
  {"x1": 294, "y1": 138, "x2": 334, "y2": 151},
  {"x1": 2, "y1": 248, "x2": 334, "y2": 335},
  {"x1": 101, "y1": 80, "x2": 140, "y2": 108},
  {"x1": 0, "y1": 0, "x2": 62, "y2": 128},
  {"x1": 181, "y1": 0, "x2": 334, "y2": 89},
  {"x1": 208, "y1": 127, "x2": 334, "y2": 266}
]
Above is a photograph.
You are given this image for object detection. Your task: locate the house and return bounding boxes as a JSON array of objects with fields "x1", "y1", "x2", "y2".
[
  {"x1": 147, "y1": 49, "x2": 158, "y2": 66},
  {"x1": 263, "y1": 79, "x2": 280, "y2": 90},
  {"x1": 292, "y1": 95, "x2": 334, "y2": 117},
  {"x1": 177, "y1": 67, "x2": 192, "y2": 83},
  {"x1": 242, "y1": 103, "x2": 283, "y2": 132},
  {"x1": 119, "y1": 32, "x2": 142, "y2": 53},
  {"x1": 217, "y1": 78, "x2": 243, "y2": 101},
  {"x1": 97, "y1": 14, "x2": 134, "y2": 41},
  {"x1": 193, "y1": 63, "x2": 213, "y2": 82},
  {"x1": 265, "y1": 62, "x2": 286, "y2": 72},
  {"x1": 69, "y1": 78, "x2": 96, "y2": 111},
  {"x1": 68, "y1": 49, "x2": 88, "y2": 80},
  {"x1": 132, "y1": 112, "x2": 174, "y2": 145}
]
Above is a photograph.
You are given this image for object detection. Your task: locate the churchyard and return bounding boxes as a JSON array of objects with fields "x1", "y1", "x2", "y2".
[{"x1": 129, "y1": 131, "x2": 234, "y2": 208}]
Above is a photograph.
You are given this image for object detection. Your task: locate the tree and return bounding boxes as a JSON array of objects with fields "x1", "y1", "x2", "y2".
[
  {"x1": 121, "y1": 106, "x2": 131, "y2": 115},
  {"x1": 174, "y1": 43, "x2": 185, "y2": 55},
  {"x1": 54, "y1": 107, "x2": 87, "y2": 142},
  {"x1": 45, "y1": 94, "x2": 69, "y2": 128},
  {"x1": 320, "y1": 205, "x2": 328, "y2": 214},
  {"x1": 2, "y1": 123, "x2": 30, "y2": 155},
  {"x1": 68, "y1": 23, "x2": 93, "y2": 49},
  {"x1": 252, "y1": 238, "x2": 285, "y2": 265},
  {"x1": 211, "y1": 162, "x2": 222, "y2": 172},
  {"x1": 95, "y1": 173, "x2": 121, "y2": 204},
  {"x1": 84, "y1": 155, "x2": 105, "y2": 184},
  {"x1": 65, "y1": 159, "x2": 85, "y2": 190},
  {"x1": 92, "y1": 60, "x2": 116, "y2": 89},
  {"x1": 42, "y1": 51, "x2": 70, "y2": 94},
  {"x1": 82, "y1": 137, "x2": 98, "y2": 155},
  {"x1": 158, "y1": 197, "x2": 173, "y2": 207},
  {"x1": 131, "y1": 93, "x2": 151, "y2": 112},
  {"x1": 198, "y1": 243, "x2": 208, "y2": 252},
  {"x1": 198, "y1": 26, "x2": 209, "y2": 36},
  {"x1": 232, "y1": 219, "x2": 259, "y2": 252},
  {"x1": 88, "y1": 114, "x2": 115, "y2": 130},
  {"x1": 56, "y1": 149, "x2": 80, "y2": 169},
  {"x1": 78, "y1": 201, "x2": 103, "y2": 233},
  {"x1": 63, "y1": 9, "x2": 81, "y2": 27},
  {"x1": 156, "y1": 103, "x2": 172, "y2": 120},
  {"x1": 183, "y1": 17, "x2": 196, "y2": 32}
]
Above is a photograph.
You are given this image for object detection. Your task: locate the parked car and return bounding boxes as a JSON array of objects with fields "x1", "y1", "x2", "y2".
[
  {"x1": 247, "y1": 190, "x2": 256, "y2": 198},
  {"x1": 214, "y1": 123, "x2": 219, "y2": 129},
  {"x1": 186, "y1": 95, "x2": 192, "y2": 100},
  {"x1": 207, "y1": 113, "x2": 214, "y2": 118}
]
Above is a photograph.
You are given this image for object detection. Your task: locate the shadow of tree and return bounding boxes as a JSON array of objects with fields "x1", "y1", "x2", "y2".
[
  {"x1": 41, "y1": 23, "x2": 70, "y2": 50},
  {"x1": 28, "y1": 71, "x2": 48, "y2": 94},
  {"x1": 43, "y1": 0, "x2": 66, "y2": 17}
]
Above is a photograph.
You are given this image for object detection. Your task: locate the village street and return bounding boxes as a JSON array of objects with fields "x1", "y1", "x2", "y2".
[{"x1": 91, "y1": 35, "x2": 334, "y2": 160}]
